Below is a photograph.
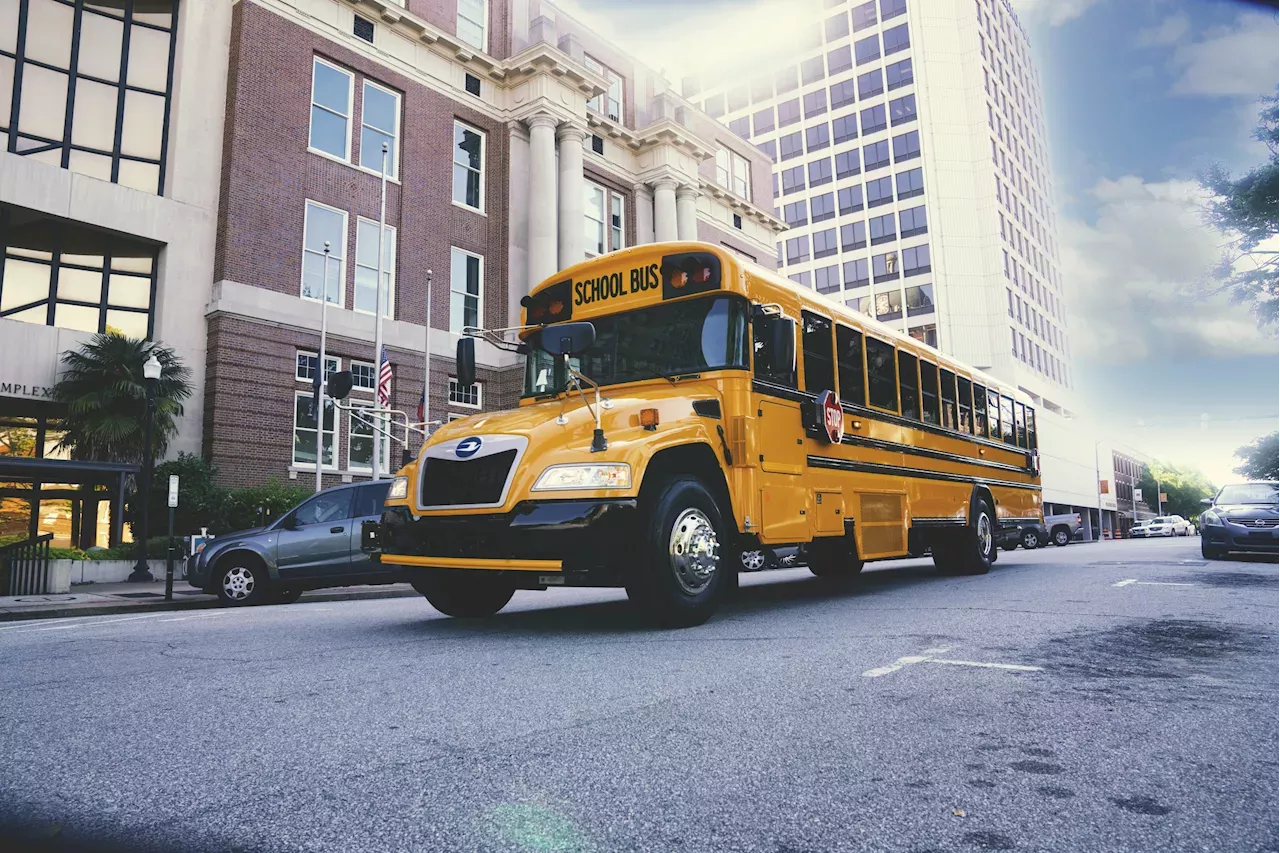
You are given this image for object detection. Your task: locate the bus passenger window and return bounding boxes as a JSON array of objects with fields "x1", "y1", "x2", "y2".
[
  {"x1": 919, "y1": 360, "x2": 940, "y2": 425},
  {"x1": 957, "y1": 377, "x2": 974, "y2": 434},
  {"x1": 898, "y1": 351, "x2": 920, "y2": 420},
  {"x1": 972, "y1": 383, "x2": 987, "y2": 437},
  {"x1": 836, "y1": 325, "x2": 866, "y2": 406},
  {"x1": 1000, "y1": 395, "x2": 1016, "y2": 445},
  {"x1": 940, "y1": 369, "x2": 958, "y2": 431},
  {"x1": 801, "y1": 311, "x2": 837, "y2": 394},
  {"x1": 753, "y1": 313, "x2": 797, "y2": 387},
  {"x1": 987, "y1": 389, "x2": 1001, "y2": 440},
  {"x1": 865, "y1": 337, "x2": 899, "y2": 412},
  {"x1": 1015, "y1": 402, "x2": 1028, "y2": 448},
  {"x1": 1026, "y1": 408, "x2": 1038, "y2": 451}
]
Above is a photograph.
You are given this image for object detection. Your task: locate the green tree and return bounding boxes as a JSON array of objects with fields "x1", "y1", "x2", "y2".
[
  {"x1": 144, "y1": 453, "x2": 225, "y2": 537},
  {"x1": 1137, "y1": 462, "x2": 1217, "y2": 520},
  {"x1": 1233, "y1": 431, "x2": 1279, "y2": 481},
  {"x1": 53, "y1": 332, "x2": 192, "y2": 464},
  {"x1": 1198, "y1": 92, "x2": 1279, "y2": 331}
]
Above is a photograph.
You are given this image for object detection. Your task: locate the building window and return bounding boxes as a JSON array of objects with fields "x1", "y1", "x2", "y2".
[
  {"x1": 348, "y1": 403, "x2": 375, "y2": 472},
  {"x1": 784, "y1": 201, "x2": 808, "y2": 227},
  {"x1": 753, "y1": 107, "x2": 775, "y2": 135},
  {"x1": 803, "y1": 90, "x2": 828, "y2": 119},
  {"x1": 310, "y1": 58, "x2": 353, "y2": 161},
  {"x1": 863, "y1": 139, "x2": 890, "y2": 171},
  {"x1": 727, "y1": 86, "x2": 749, "y2": 112},
  {"x1": 843, "y1": 257, "x2": 870, "y2": 287},
  {"x1": 816, "y1": 264, "x2": 841, "y2": 294},
  {"x1": 450, "y1": 247, "x2": 482, "y2": 333},
  {"x1": 881, "y1": 0, "x2": 906, "y2": 21},
  {"x1": 813, "y1": 228, "x2": 838, "y2": 259},
  {"x1": 873, "y1": 251, "x2": 899, "y2": 282},
  {"x1": 0, "y1": 210, "x2": 158, "y2": 338},
  {"x1": 825, "y1": 13, "x2": 850, "y2": 42},
  {"x1": 835, "y1": 149, "x2": 861, "y2": 179},
  {"x1": 449, "y1": 378, "x2": 483, "y2": 408},
  {"x1": 293, "y1": 393, "x2": 336, "y2": 468},
  {"x1": 811, "y1": 192, "x2": 836, "y2": 223},
  {"x1": 350, "y1": 360, "x2": 377, "y2": 393},
  {"x1": 892, "y1": 129, "x2": 920, "y2": 162},
  {"x1": 785, "y1": 235, "x2": 810, "y2": 264},
  {"x1": 789, "y1": 270, "x2": 813, "y2": 288},
  {"x1": 2, "y1": 0, "x2": 179, "y2": 195},
  {"x1": 728, "y1": 116, "x2": 750, "y2": 139},
  {"x1": 867, "y1": 175, "x2": 893, "y2": 207},
  {"x1": 906, "y1": 283, "x2": 934, "y2": 316},
  {"x1": 585, "y1": 181, "x2": 625, "y2": 256},
  {"x1": 869, "y1": 212, "x2": 896, "y2": 245},
  {"x1": 782, "y1": 165, "x2": 806, "y2": 194},
  {"x1": 832, "y1": 114, "x2": 858, "y2": 144},
  {"x1": 890, "y1": 93, "x2": 917, "y2": 125},
  {"x1": 808, "y1": 157, "x2": 833, "y2": 187},
  {"x1": 828, "y1": 45, "x2": 853, "y2": 75},
  {"x1": 857, "y1": 69, "x2": 884, "y2": 100},
  {"x1": 830, "y1": 80, "x2": 856, "y2": 110},
  {"x1": 852, "y1": 0, "x2": 878, "y2": 32},
  {"x1": 909, "y1": 324, "x2": 937, "y2": 348},
  {"x1": 841, "y1": 221, "x2": 867, "y2": 250},
  {"x1": 886, "y1": 58, "x2": 913, "y2": 91},
  {"x1": 301, "y1": 200, "x2": 347, "y2": 306},
  {"x1": 465, "y1": 73, "x2": 482, "y2": 96},
  {"x1": 854, "y1": 34, "x2": 881, "y2": 66},
  {"x1": 296, "y1": 351, "x2": 340, "y2": 384},
  {"x1": 780, "y1": 131, "x2": 804, "y2": 160},
  {"x1": 860, "y1": 104, "x2": 886, "y2": 135},
  {"x1": 759, "y1": 138, "x2": 777, "y2": 163},
  {"x1": 778, "y1": 98, "x2": 801, "y2": 127},
  {"x1": 353, "y1": 15, "x2": 375, "y2": 43},
  {"x1": 899, "y1": 205, "x2": 928, "y2": 237},
  {"x1": 716, "y1": 149, "x2": 751, "y2": 197},
  {"x1": 903, "y1": 244, "x2": 931, "y2": 276},
  {"x1": 457, "y1": 0, "x2": 487, "y2": 51},
  {"x1": 896, "y1": 166, "x2": 924, "y2": 199},
  {"x1": 806, "y1": 123, "x2": 831, "y2": 152},
  {"x1": 802, "y1": 56, "x2": 826, "y2": 85},
  {"x1": 838, "y1": 185, "x2": 864, "y2": 214},
  {"x1": 452, "y1": 121, "x2": 484, "y2": 210},
  {"x1": 883, "y1": 23, "x2": 910, "y2": 55},
  {"x1": 355, "y1": 219, "x2": 395, "y2": 317},
  {"x1": 359, "y1": 81, "x2": 400, "y2": 178},
  {"x1": 703, "y1": 94, "x2": 726, "y2": 119},
  {"x1": 775, "y1": 66, "x2": 799, "y2": 94}
]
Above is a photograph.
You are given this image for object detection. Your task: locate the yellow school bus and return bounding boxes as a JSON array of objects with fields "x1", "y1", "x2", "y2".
[{"x1": 373, "y1": 242, "x2": 1042, "y2": 627}]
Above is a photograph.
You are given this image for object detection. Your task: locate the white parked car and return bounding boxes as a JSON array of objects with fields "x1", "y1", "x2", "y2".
[{"x1": 1131, "y1": 515, "x2": 1192, "y2": 538}]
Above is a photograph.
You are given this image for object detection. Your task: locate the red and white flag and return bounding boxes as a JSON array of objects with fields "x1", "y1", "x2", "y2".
[{"x1": 377, "y1": 346, "x2": 392, "y2": 408}]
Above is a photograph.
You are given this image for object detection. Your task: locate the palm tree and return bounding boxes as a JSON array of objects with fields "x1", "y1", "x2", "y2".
[{"x1": 54, "y1": 333, "x2": 192, "y2": 464}]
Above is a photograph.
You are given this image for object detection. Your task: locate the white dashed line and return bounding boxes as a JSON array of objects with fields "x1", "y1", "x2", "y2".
[
  {"x1": 1113, "y1": 579, "x2": 1196, "y2": 588},
  {"x1": 159, "y1": 611, "x2": 230, "y2": 623},
  {"x1": 928, "y1": 658, "x2": 1043, "y2": 672},
  {"x1": 863, "y1": 647, "x2": 1041, "y2": 678},
  {"x1": 862, "y1": 647, "x2": 953, "y2": 678}
]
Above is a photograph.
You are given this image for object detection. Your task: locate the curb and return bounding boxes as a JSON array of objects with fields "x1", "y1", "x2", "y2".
[{"x1": 0, "y1": 586, "x2": 420, "y2": 623}]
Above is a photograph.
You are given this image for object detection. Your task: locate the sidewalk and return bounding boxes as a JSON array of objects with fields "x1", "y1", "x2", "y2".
[{"x1": 0, "y1": 580, "x2": 419, "y2": 622}]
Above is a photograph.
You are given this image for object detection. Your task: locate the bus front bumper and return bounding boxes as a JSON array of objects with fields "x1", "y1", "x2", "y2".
[{"x1": 371, "y1": 499, "x2": 640, "y2": 585}]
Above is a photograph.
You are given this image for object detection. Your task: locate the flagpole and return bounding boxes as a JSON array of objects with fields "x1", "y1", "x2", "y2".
[
  {"x1": 423, "y1": 269, "x2": 432, "y2": 446},
  {"x1": 316, "y1": 242, "x2": 331, "y2": 494},
  {"x1": 373, "y1": 141, "x2": 388, "y2": 480}
]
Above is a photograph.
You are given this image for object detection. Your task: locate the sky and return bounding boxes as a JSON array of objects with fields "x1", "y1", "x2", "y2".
[{"x1": 556, "y1": 0, "x2": 1279, "y2": 485}]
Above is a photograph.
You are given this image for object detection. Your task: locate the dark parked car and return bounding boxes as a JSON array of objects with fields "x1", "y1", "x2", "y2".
[
  {"x1": 1200, "y1": 482, "x2": 1279, "y2": 559},
  {"x1": 188, "y1": 480, "x2": 399, "y2": 605}
]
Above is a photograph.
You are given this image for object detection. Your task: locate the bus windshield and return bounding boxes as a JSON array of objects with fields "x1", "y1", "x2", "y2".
[{"x1": 523, "y1": 295, "x2": 749, "y2": 396}]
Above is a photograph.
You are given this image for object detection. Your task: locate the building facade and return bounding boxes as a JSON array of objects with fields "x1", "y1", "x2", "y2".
[
  {"x1": 688, "y1": 0, "x2": 1100, "y2": 526},
  {"x1": 0, "y1": 0, "x2": 782, "y2": 545}
]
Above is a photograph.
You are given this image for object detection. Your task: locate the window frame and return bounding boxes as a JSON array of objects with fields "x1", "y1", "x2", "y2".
[
  {"x1": 584, "y1": 179, "x2": 627, "y2": 257},
  {"x1": 448, "y1": 377, "x2": 483, "y2": 409},
  {"x1": 358, "y1": 78, "x2": 401, "y2": 180},
  {"x1": 449, "y1": 246, "x2": 484, "y2": 334},
  {"x1": 292, "y1": 390, "x2": 337, "y2": 469},
  {"x1": 456, "y1": 0, "x2": 488, "y2": 52},
  {"x1": 864, "y1": 335, "x2": 900, "y2": 414},
  {"x1": 451, "y1": 120, "x2": 486, "y2": 213},
  {"x1": 300, "y1": 199, "x2": 348, "y2": 308},
  {"x1": 309, "y1": 56, "x2": 355, "y2": 163},
  {"x1": 836, "y1": 324, "x2": 867, "y2": 407},
  {"x1": 801, "y1": 311, "x2": 838, "y2": 394},
  {"x1": 354, "y1": 217, "x2": 396, "y2": 319},
  {"x1": 897, "y1": 350, "x2": 920, "y2": 421},
  {"x1": 939, "y1": 368, "x2": 958, "y2": 431}
]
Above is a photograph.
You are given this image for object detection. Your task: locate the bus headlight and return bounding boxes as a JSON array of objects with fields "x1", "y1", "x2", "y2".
[
  {"x1": 532, "y1": 464, "x2": 631, "y2": 491},
  {"x1": 387, "y1": 476, "x2": 409, "y2": 500}
]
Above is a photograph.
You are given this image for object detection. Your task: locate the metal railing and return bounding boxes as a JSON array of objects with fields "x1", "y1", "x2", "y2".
[{"x1": 0, "y1": 533, "x2": 54, "y2": 596}]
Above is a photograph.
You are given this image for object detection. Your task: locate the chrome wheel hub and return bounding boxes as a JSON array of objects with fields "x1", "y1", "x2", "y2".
[
  {"x1": 1023, "y1": 531, "x2": 1038, "y2": 548},
  {"x1": 222, "y1": 566, "x2": 255, "y2": 600},
  {"x1": 740, "y1": 550, "x2": 766, "y2": 572},
  {"x1": 669, "y1": 508, "x2": 719, "y2": 595},
  {"x1": 977, "y1": 513, "x2": 993, "y2": 557}
]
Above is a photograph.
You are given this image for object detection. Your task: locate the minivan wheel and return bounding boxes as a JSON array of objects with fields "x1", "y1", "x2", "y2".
[
  {"x1": 412, "y1": 571, "x2": 514, "y2": 618},
  {"x1": 216, "y1": 556, "x2": 269, "y2": 606},
  {"x1": 1052, "y1": 527, "x2": 1071, "y2": 547}
]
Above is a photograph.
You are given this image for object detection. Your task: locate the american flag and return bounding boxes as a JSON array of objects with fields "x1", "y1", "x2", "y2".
[{"x1": 377, "y1": 346, "x2": 393, "y2": 408}]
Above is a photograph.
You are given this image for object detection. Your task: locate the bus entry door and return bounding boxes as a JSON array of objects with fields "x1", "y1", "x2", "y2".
[{"x1": 755, "y1": 397, "x2": 809, "y2": 541}]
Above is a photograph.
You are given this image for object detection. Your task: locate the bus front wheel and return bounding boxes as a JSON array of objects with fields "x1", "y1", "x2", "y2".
[
  {"x1": 411, "y1": 571, "x2": 515, "y2": 618},
  {"x1": 626, "y1": 476, "x2": 730, "y2": 628},
  {"x1": 933, "y1": 498, "x2": 997, "y2": 576}
]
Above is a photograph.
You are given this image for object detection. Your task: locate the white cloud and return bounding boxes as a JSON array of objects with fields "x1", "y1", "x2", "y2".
[
  {"x1": 1135, "y1": 13, "x2": 1189, "y2": 47},
  {"x1": 1009, "y1": 0, "x2": 1103, "y2": 27},
  {"x1": 1062, "y1": 176, "x2": 1274, "y2": 363},
  {"x1": 1168, "y1": 10, "x2": 1280, "y2": 96}
]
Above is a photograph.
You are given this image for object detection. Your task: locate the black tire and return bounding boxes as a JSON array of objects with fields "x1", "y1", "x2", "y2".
[
  {"x1": 1021, "y1": 529, "x2": 1040, "y2": 550},
  {"x1": 214, "y1": 554, "x2": 270, "y2": 606},
  {"x1": 935, "y1": 498, "x2": 996, "y2": 576},
  {"x1": 1200, "y1": 540, "x2": 1225, "y2": 560},
  {"x1": 274, "y1": 589, "x2": 304, "y2": 604},
  {"x1": 1002, "y1": 543, "x2": 1019, "y2": 552},
  {"x1": 1052, "y1": 527, "x2": 1071, "y2": 547},
  {"x1": 411, "y1": 571, "x2": 514, "y2": 618},
  {"x1": 626, "y1": 476, "x2": 730, "y2": 628},
  {"x1": 807, "y1": 536, "x2": 864, "y2": 579}
]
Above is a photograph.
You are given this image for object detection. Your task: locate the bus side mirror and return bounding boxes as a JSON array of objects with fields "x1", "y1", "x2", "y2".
[
  {"x1": 456, "y1": 337, "x2": 476, "y2": 388},
  {"x1": 327, "y1": 370, "x2": 354, "y2": 400},
  {"x1": 759, "y1": 316, "x2": 795, "y2": 377},
  {"x1": 536, "y1": 322, "x2": 596, "y2": 356}
]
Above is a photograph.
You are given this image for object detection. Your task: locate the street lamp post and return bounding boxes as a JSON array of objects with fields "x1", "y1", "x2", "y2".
[{"x1": 130, "y1": 352, "x2": 163, "y2": 582}]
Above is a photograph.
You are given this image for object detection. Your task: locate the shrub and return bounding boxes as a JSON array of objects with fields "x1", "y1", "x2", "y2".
[{"x1": 220, "y1": 478, "x2": 313, "y2": 532}]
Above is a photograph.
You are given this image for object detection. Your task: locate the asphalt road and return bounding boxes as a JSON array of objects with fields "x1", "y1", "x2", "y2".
[{"x1": 1, "y1": 537, "x2": 1276, "y2": 853}]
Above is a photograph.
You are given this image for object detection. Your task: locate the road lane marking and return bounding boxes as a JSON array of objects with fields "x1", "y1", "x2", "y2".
[
  {"x1": 1113, "y1": 579, "x2": 1137, "y2": 587},
  {"x1": 159, "y1": 611, "x2": 230, "y2": 623},
  {"x1": 863, "y1": 647, "x2": 1041, "y2": 678},
  {"x1": 1113, "y1": 579, "x2": 1196, "y2": 588},
  {"x1": 4, "y1": 612, "x2": 175, "y2": 634}
]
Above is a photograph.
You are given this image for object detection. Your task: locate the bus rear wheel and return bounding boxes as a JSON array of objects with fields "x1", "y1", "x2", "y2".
[
  {"x1": 411, "y1": 571, "x2": 515, "y2": 618},
  {"x1": 807, "y1": 536, "x2": 864, "y2": 580},
  {"x1": 933, "y1": 498, "x2": 997, "y2": 576},
  {"x1": 626, "y1": 476, "x2": 730, "y2": 628}
]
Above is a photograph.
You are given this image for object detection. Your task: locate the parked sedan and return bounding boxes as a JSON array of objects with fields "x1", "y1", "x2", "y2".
[
  {"x1": 1200, "y1": 482, "x2": 1279, "y2": 559},
  {"x1": 188, "y1": 480, "x2": 399, "y2": 605},
  {"x1": 1132, "y1": 516, "x2": 1192, "y2": 538}
]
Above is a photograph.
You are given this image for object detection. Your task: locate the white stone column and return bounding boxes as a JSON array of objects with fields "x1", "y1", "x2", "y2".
[
  {"x1": 653, "y1": 178, "x2": 678, "y2": 243},
  {"x1": 527, "y1": 114, "x2": 559, "y2": 288},
  {"x1": 507, "y1": 122, "x2": 531, "y2": 327},
  {"x1": 675, "y1": 184, "x2": 699, "y2": 242},
  {"x1": 556, "y1": 123, "x2": 586, "y2": 269},
  {"x1": 633, "y1": 183, "x2": 655, "y2": 245}
]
